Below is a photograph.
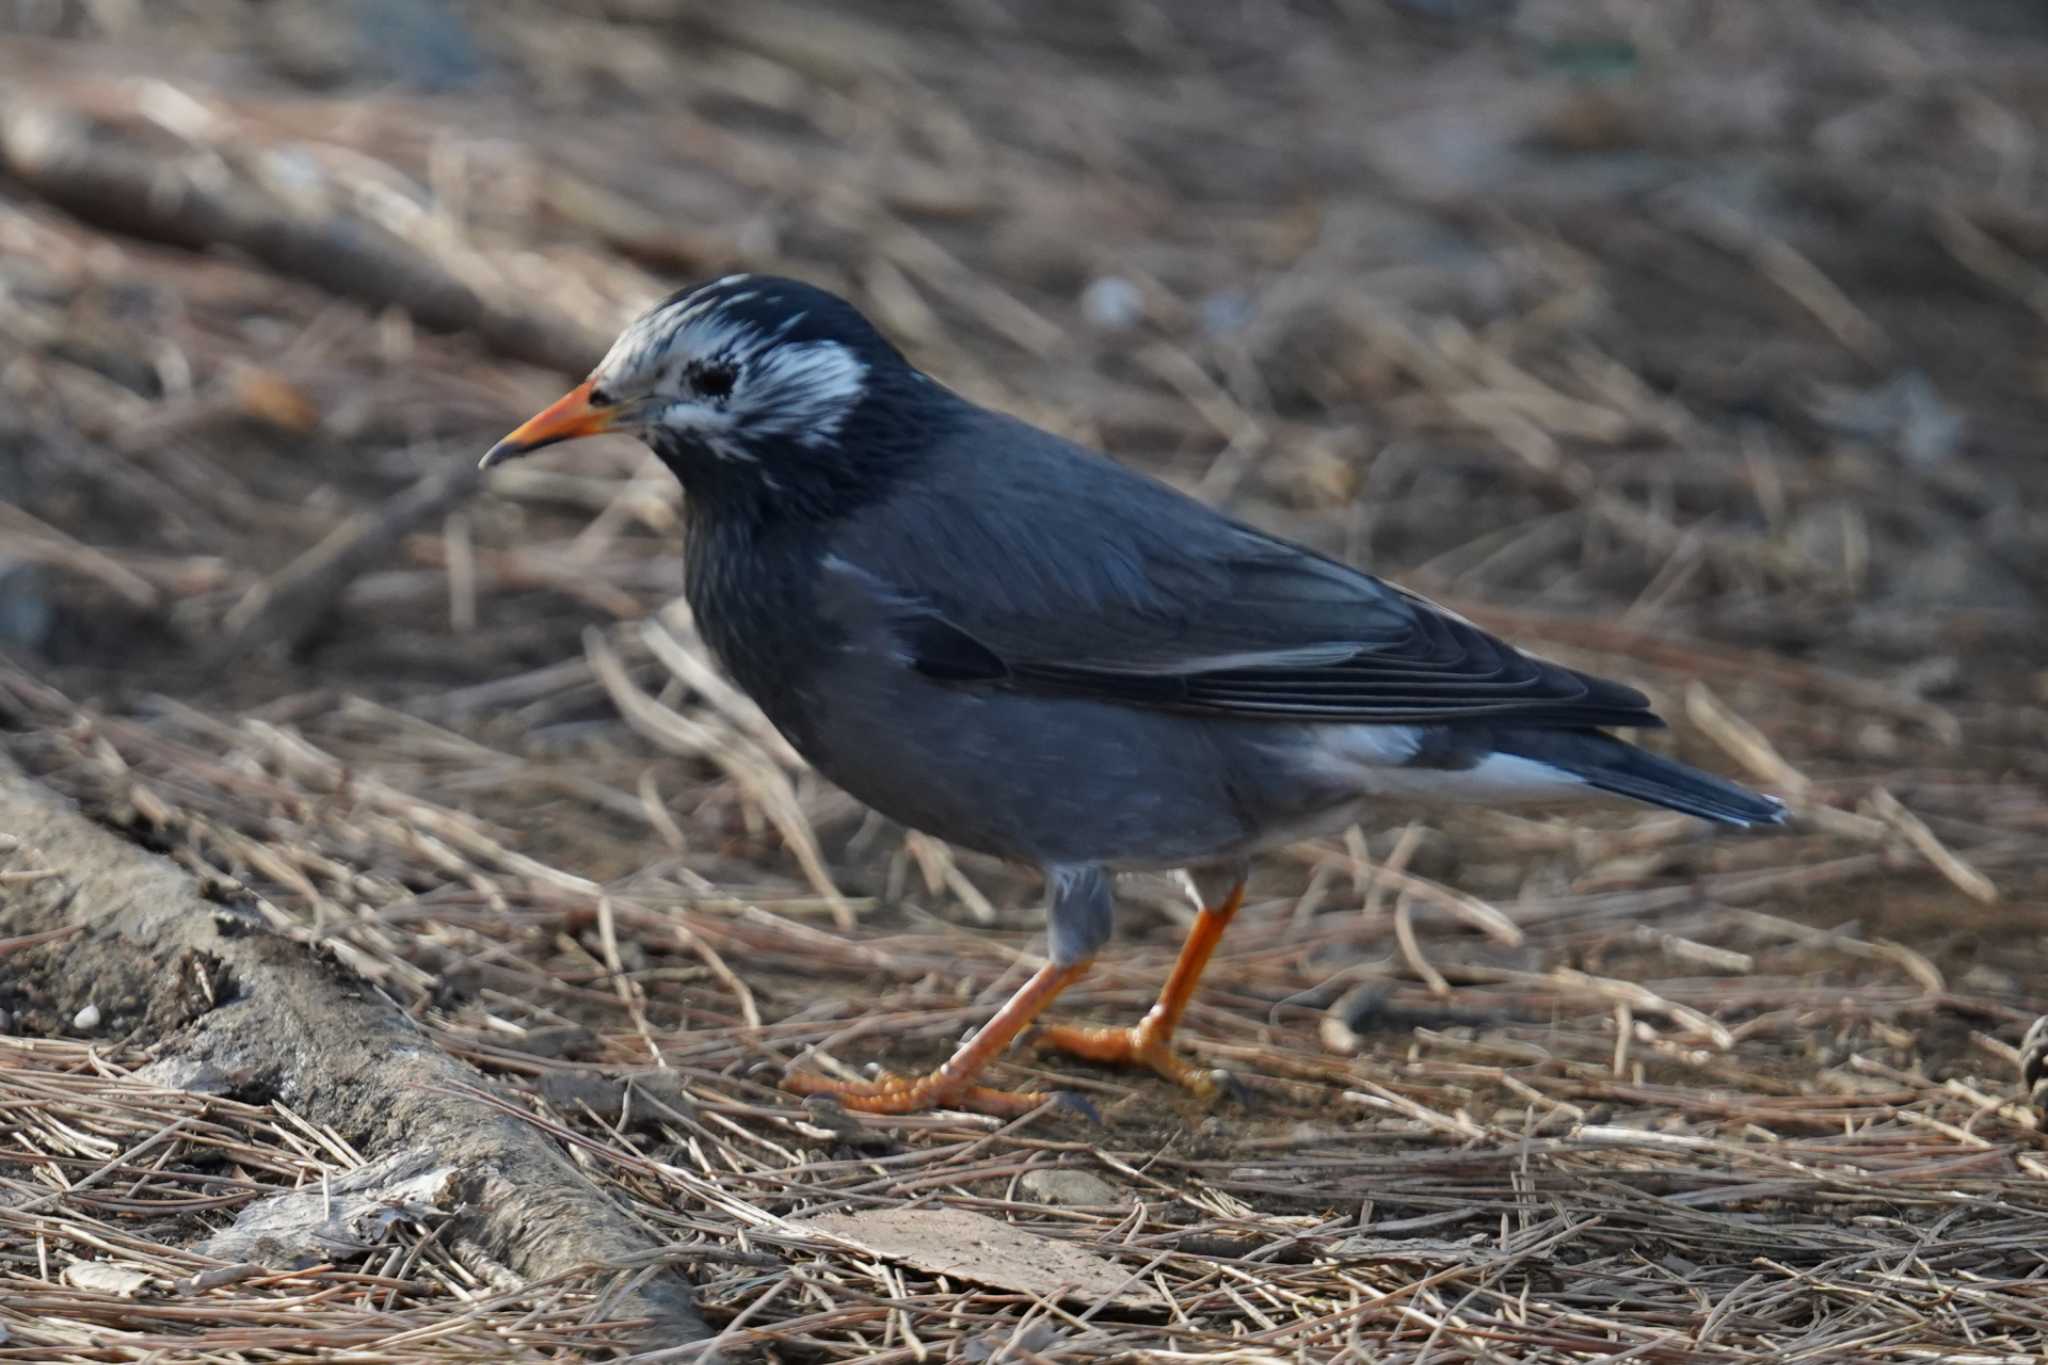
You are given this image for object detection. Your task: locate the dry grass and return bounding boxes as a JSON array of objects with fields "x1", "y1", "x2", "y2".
[{"x1": 4, "y1": 1, "x2": 2048, "y2": 1360}]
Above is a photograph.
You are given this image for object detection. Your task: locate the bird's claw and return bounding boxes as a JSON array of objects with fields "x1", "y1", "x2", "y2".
[
  {"x1": 781, "y1": 1064, "x2": 1070, "y2": 1119},
  {"x1": 1029, "y1": 1021, "x2": 1243, "y2": 1106}
]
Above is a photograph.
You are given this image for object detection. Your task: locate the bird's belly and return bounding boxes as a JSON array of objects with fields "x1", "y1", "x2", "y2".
[
  {"x1": 799, "y1": 682, "x2": 1217, "y2": 864},
  {"x1": 794, "y1": 665, "x2": 1367, "y2": 869}
]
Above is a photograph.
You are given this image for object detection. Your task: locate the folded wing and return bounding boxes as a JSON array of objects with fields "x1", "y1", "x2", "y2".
[{"x1": 824, "y1": 461, "x2": 1661, "y2": 730}]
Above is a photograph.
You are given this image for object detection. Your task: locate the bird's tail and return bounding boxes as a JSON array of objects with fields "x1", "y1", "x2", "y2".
[{"x1": 1493, "y1": 729, "x2": 1787, "y2": 828}]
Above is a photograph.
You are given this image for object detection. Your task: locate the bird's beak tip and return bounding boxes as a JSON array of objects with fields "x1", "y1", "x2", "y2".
[
  {"x1": 478, "y1": 439, "x2": 525, "y2": 471},
  {"x1": 480, "y1": 378, "x2": 612, "y2": 472}
]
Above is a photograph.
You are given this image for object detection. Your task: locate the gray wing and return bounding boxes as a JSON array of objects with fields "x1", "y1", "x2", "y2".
[{"x1": 823, "y1": 411, "x2": 1661, "y2": 730}]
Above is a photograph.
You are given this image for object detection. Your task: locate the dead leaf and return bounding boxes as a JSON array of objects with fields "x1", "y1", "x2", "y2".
[
  {"x1": 232, "y1": 366, "x2": 321, "y2": 433},
  {"x1": 1018, "y1": 1168, "x2": 1126, "y2": 1207},
  {"x1": 801, "y1": 1207, "x2": 1164, "y2": 1311},
  {"x1": 195, "y1": 1146, "x2": 455, "y2": 1268},
  {"x1": 62, "y1": 1261, "x2": 155, "y2": 1297}
]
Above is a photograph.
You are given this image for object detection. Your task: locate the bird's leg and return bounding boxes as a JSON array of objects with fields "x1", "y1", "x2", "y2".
[
  {"x1": 783, "y1": 960, "x2": 1091, "y2": 1116},
  {"x1": 1032, "y1": 878, "x2": 1245, "y2": 1100}
]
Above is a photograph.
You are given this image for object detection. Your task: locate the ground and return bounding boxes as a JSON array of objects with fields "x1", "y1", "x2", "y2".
[{"x1": 3, "y1": 2, "x2": 2048, "y2": 1361}]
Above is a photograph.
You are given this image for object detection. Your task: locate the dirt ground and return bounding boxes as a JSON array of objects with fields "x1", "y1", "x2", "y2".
[{"x1": 4, "y1": 2, "x2": 2048, "y2": 1361}]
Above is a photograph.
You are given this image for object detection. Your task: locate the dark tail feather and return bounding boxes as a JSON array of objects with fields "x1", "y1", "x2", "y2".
[{"x1": 1495, "y1": 729, "x2": 1787, "y2": 828}]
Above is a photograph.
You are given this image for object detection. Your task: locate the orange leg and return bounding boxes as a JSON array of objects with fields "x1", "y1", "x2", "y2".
[
  {"x1": 1032, "y1": 879, "x2": 1245, "y2": 1100},
  {"x1": 783, "y1": 960, "x2": 1091, "y2": 1116}
]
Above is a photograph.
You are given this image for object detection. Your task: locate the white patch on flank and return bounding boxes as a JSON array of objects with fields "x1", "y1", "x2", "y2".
[
  {"x1": 1463, "y1": 752, "x2": 1588, "y2": 795},
  {"x1": 1366, "y1": 752, "x2": 1587, "y2": 803},
  {"x1": 1215, "y1": 731, "x2": 1594, "y2": 867},
  {"x1": 591, "y1": 287, "x2": 869, "y2": 463},
  {"x1": 1314, "y1": 723, "x2": 1425, "y2": 770},
  {"x1": 1305, "y1": 726, "x2": 1588, "y2": 804}
]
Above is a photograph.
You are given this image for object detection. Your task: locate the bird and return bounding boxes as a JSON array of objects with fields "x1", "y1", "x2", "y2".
[{"x1": 482, "y1": 274, "x2": 1785, "y2": 1117}]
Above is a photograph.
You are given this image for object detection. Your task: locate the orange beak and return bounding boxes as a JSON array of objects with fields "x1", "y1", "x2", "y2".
[{"x1": 480, "y1": 379, "x2": 617, "y2": 469}]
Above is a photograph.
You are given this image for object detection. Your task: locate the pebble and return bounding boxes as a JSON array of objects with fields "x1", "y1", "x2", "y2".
[
  {"x1": 1019, "y1": 1168, "x2": 1123, "y2": 1206},
  {"x1": 72, "y1": 1003, "x2": 101, "y2": 1031},
  {"x1": 1080, "y1": 276, "x2": 1145, "y2": 331}
]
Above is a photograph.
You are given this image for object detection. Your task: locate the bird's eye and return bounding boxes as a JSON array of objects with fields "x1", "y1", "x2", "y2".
[
  {"x1": 690, "y1": 361, "x2": 738, "y2": 399},
  {"x1": 588, "y1": 382, "x2": 613, "y2": 407}
]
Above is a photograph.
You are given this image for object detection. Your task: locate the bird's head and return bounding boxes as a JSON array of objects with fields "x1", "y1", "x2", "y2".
[{"x1": 483, "y1": 275, "x2": 926, "y2": 507}]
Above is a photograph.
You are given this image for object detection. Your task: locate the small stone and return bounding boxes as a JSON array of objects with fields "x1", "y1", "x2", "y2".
[
  {"x1": 72, "y1": 1003, "x2": 101, "y2": 1031},
  {"x1": 133, "y1": 1057, "x2": 237, "y2": 1095},
  {"x1": 1080, "y1": 277, "x2": 1144, "y2": 332},
  {"x1": 1019, "y1": 1168, "x2": 1123, "y2": 1206}
]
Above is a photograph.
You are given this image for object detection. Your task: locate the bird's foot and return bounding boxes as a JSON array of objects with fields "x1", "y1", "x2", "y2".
[
  {"x1": 780, "y1": 961, "x2": 1098, "y2": 1120},
  {"x1": 1031, "y1": 1020, "x2": 1236, "y2": 1103},
  {"x1": 782, "y1": 1065, "x2": 1082, "y2": 1119}
]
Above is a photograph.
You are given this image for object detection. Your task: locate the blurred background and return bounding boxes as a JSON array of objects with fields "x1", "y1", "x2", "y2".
[{"x1": 4, "y1": 0, "x2": 2048, "y2": 1355}]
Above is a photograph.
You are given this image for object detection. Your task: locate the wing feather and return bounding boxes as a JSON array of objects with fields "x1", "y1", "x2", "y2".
[{"x1": 819, "y1": 410, "x2": 1662, "y2": 730}]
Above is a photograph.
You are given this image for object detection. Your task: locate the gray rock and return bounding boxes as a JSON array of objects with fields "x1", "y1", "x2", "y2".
[
  {"x1": 1019, "y1": 1167, "x2": 1124, "y2": 1206},
  {"x1": 1080, "y1": 277, "x2": 1144, "y2": 332}
]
